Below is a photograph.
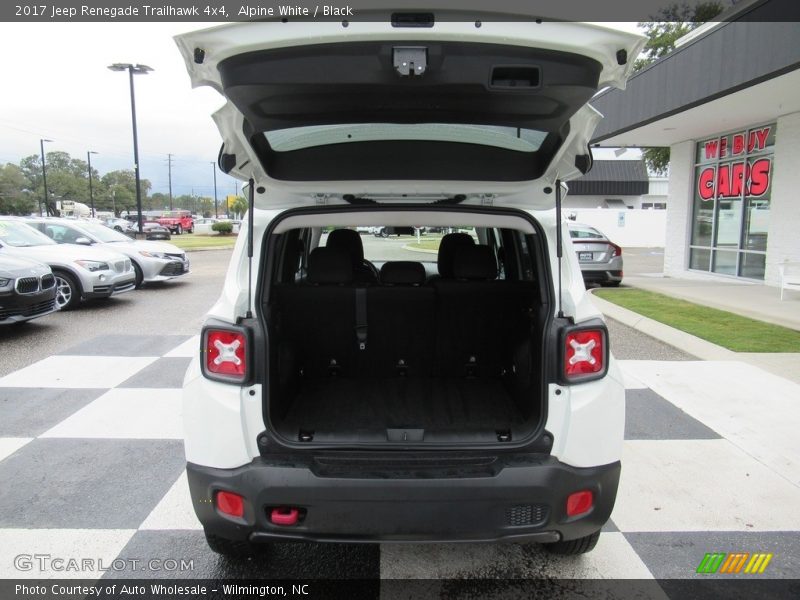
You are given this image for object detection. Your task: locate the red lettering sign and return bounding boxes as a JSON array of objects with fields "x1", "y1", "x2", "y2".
[
  {"x1": 696, "y1": 158, "x2": 771, "y2": 200},
  {"x1": 732, "y1": 134, "x2": 745, "y2": 155},
  {"x1": 698, "y1": 167, "x2": 715, "y2": 200},
  {"x1": 749, "y1": 158, "x2": 771, "y2": 197},
  {"x1": 704, "y1": 139, "x2": 719, "y2": 160}
]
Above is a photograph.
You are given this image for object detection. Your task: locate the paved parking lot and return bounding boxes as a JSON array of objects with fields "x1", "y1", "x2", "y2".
[{"x1": 0, "y1": 245, "x2": 798, "y2": 585}]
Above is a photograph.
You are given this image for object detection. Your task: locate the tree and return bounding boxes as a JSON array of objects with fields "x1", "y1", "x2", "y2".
[
  {"x1": 0, "y1": 163, "x2": 37, "y2": 215},
  {"x1": 635, "y1": 2, "x2": 727, "y2": 174},
  {"x1": 19, "y1": 151, "x2": 102, "y2": 215},
  {"x1": 99, "y1": 170, "x2": 151, "y2": 217},
  {"x1": 230, "y1": 196, "x2": 248, "y2": 219}
]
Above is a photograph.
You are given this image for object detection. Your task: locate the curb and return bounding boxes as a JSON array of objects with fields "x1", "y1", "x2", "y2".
[
  {"x1": 401, "y1": 244, "x2": 439, "y2": 255},
  {"x1": 180, "y1": 245, "x2": 236, "y2": 252},
  {"x1": 588, "y1": 291, "x2": 737, "y2": 361}
]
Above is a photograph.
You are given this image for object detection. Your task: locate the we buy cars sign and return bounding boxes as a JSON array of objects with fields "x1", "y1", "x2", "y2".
[{"x1": 696, "y1": 125, "x2": 775, "y2": 201}]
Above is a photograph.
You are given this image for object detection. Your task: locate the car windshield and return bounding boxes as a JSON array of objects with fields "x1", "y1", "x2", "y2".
[
  {"x1": 266, "y1": 124, "x2": 548, "y2": 153},
  {"x1": 319, "y1": 227, "x2": 479, "y2": 263},
  {"x1": 0, "y1": 220, "x2": 57, "y2": 247},
  {"x1": 76, "y1": 221, "x2": 132, "y2": 243}
]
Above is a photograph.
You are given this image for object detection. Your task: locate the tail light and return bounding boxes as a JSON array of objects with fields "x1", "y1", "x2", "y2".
[
  {"x1": 561, "y1": 323, "x2": 608, "y2": 384},
  {"x1": 215, "y1": 490, "x2": 245, "y2": 518},
  {"x1": 202, "y1": 326, "x2": 250, "y2": 384},
  {"x1": 566, "y1": 490, "x2": 594, "y2": 517},
  {"x1": 610, "y1": 243, "x2": 622, "y2": 258}
]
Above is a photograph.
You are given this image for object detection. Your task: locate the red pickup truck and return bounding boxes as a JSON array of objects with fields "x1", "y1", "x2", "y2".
[{"x1": 157, "y1": 210, "x2": 194, "y2": 235}]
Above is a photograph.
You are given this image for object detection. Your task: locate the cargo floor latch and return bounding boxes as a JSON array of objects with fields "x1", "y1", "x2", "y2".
[{"x1": 394, "y1": 47, "x2": 427, "y2": 76}]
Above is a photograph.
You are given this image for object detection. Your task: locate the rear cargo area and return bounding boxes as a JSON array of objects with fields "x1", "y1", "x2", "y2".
[{"x1": 265, "y1": 229, "x2": 550, "y2": 445}]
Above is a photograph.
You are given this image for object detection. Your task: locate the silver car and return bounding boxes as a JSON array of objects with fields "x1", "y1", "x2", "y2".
[
  {"x1": 27, "y1": 218, "x2": 189, "y2": 288},
  {"x1": 568, "y1": 223, "x2": 623, "y2": 287},
  {"x1": 0, "y1": 219, "x2": 135, "y2": 310}
]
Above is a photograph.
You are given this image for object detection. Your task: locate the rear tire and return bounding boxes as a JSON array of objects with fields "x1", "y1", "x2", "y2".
[
  {"x1": 204, "y1": 530, "x2": 267, "y2": 559},
  {"x1": 543, "y1": 530, "x2": 601, "y2": 555},
  {"x1": 603, "y1": 281, "x2": 621, "y2": 287},
  {"x1": 53, "y1": 271, "x2": 80, "y2": 311}
]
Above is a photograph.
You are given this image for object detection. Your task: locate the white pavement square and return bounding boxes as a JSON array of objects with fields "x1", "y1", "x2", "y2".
[
  {"x1": 0, "y1": 356, "x2": 159, "y2": 389},
  {"x1": 164, "y1": 336, "x2": 200, "y2": 358},
  {"x1": 622, "y1": 360, "x2": 800, "y2": 486},
  {"x1": 139, "y1": 471, "x2": 202, "y2": 531},
  {"x1": 0, "y1": 437, "x2": 33, "y2": 462},
  {"x1": 613, "y1": 439, "x2": 800, "y2": 532},
  {"x1": 41, "y1": 388, "x2": 183, "y2": 439}
]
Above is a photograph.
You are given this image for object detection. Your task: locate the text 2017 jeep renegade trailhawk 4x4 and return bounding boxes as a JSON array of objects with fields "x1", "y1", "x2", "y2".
[{"x1": 177, "y1": 14, "x2": 644, "y2": 557}]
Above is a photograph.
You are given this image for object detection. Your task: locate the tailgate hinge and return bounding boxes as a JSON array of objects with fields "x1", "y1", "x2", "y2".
[{"x1": 393, "y1": 47, "x2": 427, "y2": 76}]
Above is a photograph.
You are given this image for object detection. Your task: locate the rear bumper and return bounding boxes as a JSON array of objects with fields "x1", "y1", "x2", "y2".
[{"x1": 187, "y1": 457, "x2": 620, "y2": 544}]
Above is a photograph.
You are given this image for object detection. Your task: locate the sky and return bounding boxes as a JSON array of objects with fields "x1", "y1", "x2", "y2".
[
  {"x1": 0, "y1": 22, "x2": 239, "y2": 199},
  {"x1": 0, "y1": 21, "x2": 644, "y2": 200}
]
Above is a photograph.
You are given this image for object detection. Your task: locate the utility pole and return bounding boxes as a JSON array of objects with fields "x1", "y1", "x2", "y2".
[
  {"x1": 108, "y1": 63, "x2": 153, "y2": 234},
  {"x1": 87, "y1": 151, "x2": 98, "y2": 217},
  {"x1": 167, "y1": 153, "x2": 174, "y2": 210},
  {"x1": 211, "y1": 161, "x2": 218, "y2": 218},
  {"x1": 39, "y1": 139, "x2": 53, "y2": 216}
]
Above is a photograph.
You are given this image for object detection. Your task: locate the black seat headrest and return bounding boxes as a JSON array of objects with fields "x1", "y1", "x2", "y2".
[
  {"x1": 453, "y1": 245, "x2": 498, "y2": 281},
  {"x1": 380, "y1": 261, "x2": 426, "y2": 286},
  {"x1": 326, "y1": 228, "x2": 364, "y2": 265},
  {"x1": 307, "y1": 247, "x2": 353, "y2": 285},
  {"x1": 437, "y1": 232, "x2": 475, "y2": 278}
]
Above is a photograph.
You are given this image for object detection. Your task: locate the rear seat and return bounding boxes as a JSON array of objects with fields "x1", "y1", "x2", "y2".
[
  {"x1": 433, "y1": 245, "x2": 533, "y2": 377},
  {"x1": 276, "y1": 247, "x2": 357, "y2": 377},
  {"x1": 367, "y1": 261, "x2": 435, "y2": 376}
]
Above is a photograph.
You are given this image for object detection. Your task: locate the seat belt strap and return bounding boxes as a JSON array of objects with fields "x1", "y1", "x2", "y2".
[{"x1": 355, "y1": 287, "x2": 367, "y2": 350}]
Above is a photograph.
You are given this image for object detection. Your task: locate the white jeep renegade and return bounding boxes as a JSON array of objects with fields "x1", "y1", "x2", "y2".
[{"x1": 177, "y1": 13, "x2": 643, "y2": 558}]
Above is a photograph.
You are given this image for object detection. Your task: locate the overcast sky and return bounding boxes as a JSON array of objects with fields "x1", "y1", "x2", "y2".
[{"x1": 0, "y1": 21, "x2": 643, "y2": 199}]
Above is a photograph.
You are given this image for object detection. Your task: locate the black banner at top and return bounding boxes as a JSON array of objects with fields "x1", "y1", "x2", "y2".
[{"x1": 2, "y1": 0, "x2": 800, "y2": 22}]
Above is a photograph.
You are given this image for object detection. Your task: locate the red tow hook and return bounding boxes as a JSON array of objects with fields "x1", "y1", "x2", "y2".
[{"x1": 270, "y1": 507, "x2": 300, "y2": 526}]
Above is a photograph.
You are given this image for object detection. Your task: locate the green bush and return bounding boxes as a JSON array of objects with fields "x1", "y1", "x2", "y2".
[{"x1": 211, "y1": 221, "x2": 233, "y2": 235}]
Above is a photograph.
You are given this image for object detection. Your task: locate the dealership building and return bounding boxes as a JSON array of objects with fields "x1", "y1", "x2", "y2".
[{"x1": 591, "y1": 0, "x2": 800, "y2": 286}]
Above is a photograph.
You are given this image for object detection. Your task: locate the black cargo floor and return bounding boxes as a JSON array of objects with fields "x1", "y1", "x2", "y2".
[{"x1": 279, "y1": 377, "x2": 525, "y2": 434}]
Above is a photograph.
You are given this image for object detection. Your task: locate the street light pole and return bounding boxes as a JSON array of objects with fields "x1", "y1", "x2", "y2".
[
  {"x1": 211, "y1": 161, "x2": 218, "y2": 218},
  {"x1": 108, "y1": 63, "x2": 153, "y2": 234},
  {"x1": 87, "y1": 151, "x2": 98, "y2": 218},
  {"x1": 39, "y1": 138, "x2": 52, "y2": 216}
]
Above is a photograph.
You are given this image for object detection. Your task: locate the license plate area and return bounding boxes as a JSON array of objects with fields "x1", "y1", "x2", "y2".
[{"x1": 578, "y1": 252, "x2": 593, "y2": 261}]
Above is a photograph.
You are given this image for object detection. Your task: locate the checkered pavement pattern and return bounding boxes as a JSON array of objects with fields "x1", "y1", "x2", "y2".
[{"x1": 0, "y1": 334, "x2": 798, "y2": 581}]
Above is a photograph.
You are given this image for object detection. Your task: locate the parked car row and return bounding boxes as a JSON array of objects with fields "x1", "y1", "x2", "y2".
[{"x1": 0, "y1": 216, "x2": 191, "y2": 324}]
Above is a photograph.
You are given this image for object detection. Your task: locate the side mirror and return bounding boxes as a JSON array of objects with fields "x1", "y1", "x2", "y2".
[{"x1": 74, "y1": 237, "x2": 92, "y2": 246}]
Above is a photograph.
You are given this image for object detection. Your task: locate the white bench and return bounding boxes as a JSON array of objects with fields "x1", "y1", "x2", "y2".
[{"x1": 779, "y1": 261, "x2": 800, "y2": 300}]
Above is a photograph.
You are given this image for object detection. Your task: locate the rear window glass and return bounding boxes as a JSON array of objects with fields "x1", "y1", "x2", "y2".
[
  {"x1": 569, "y1": 226, "x2": 604, "y2": 239},
  {"x1": 266, "y1": 124, "x2": 548, "y2": 153}
]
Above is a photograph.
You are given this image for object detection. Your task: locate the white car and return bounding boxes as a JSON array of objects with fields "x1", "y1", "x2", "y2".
[
  {"x1": 176, "y1": 17, "x2": 643, "y2": 558},
  {"x1": 27, "y1": 218, "x2": 190, "y2": 288},
  {"x1": 0, "y1": 219, "x2": 135, "y2": 310}
]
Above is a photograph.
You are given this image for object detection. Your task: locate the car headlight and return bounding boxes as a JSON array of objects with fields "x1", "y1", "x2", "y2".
[
  {"x1": 75, "y1": 260, "x2": 110, "y2": 272},
  {"x1": 0, "y1": 278, "x2": 11, "y2": 287},
  {"x1": 138, "y1": 251, "x2": 172, "y2": 260}
]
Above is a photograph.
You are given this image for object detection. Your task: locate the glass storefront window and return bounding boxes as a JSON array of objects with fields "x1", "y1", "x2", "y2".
[
  {"x1": 690, "y1": 123, "x2": 775, "y2": 280},
  {"x1": 690, "y1": 247, "x2": 711, "y2": 271}
]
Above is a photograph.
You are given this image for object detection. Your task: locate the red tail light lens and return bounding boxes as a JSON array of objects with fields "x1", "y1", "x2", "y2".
[
  {"x1": 216, "y1": 490, "x2": 245, "y2": 518},
  {"x1": 564, "y1": 328, "x2": 606, "y2": 381},
  {"x1": 566, "y1": 490, "x2": 594, "y2": 517},
  {"x1": 610, "y1": 243, "x2": 622, "y2": 258},
  {"x1": 204, "y1": 329, "x2": 247, "y2": 382}
]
